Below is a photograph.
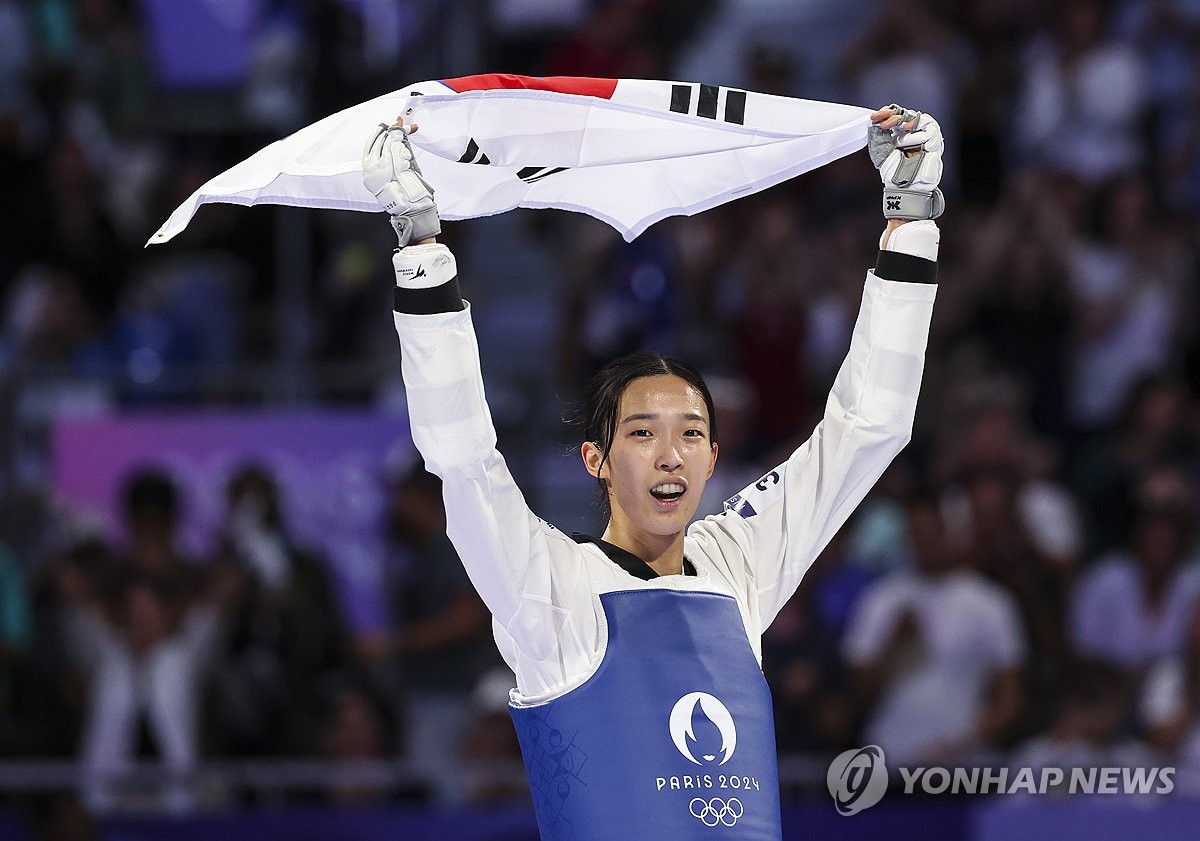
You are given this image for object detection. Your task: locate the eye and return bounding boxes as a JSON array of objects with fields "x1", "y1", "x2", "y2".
[
  {"x1": 631, "y1": 429, "x2": 653, "y2": 438},
  {"x1": 683, "y1": 429, "x2": 705, "y2": 438}
]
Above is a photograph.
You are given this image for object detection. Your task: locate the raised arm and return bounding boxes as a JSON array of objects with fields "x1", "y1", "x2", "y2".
[
  {"x1": 366, "y1": 121, "x2": 595, "y2": 684},
  {"x1": 703, "y1": 105, "x2": 943, "y2": 627}
]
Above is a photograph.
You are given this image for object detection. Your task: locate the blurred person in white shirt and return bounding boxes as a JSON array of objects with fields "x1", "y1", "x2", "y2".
[{"x1": 844, "y1": 492, "x2": 1026, "y2": 766}]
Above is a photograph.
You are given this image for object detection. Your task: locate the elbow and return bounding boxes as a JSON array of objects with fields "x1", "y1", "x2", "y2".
[
  {"x1": 843, "y1": 407, "x2": 915, "y2": 459},
  {"x1": 412, "y1": 428, "x2": 499, "y2": 476},
  {"x1": 873, "y1": 406, "x2": 917, "y2": 457}
]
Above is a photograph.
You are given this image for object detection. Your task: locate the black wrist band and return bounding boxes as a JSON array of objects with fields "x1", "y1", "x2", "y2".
[
  {"x1": 875, "y1": 250, "x2": 937, "y2": 284},
  {"x1": 393, "y1": 278, "x2": 466, "y2": 314}
]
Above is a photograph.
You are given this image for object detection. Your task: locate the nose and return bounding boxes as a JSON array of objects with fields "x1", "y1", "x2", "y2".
[{"x1": 658, "y1": 442, "x2": 683, "y2": 472}]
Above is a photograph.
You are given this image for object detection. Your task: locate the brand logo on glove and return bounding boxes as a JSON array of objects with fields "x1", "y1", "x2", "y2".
[
  {"x1": 886, "y1": 196, "x2": 901, "y2": 211},
  {"x1": 413, "y1": 265, "x2": 427, "y2": 279}
]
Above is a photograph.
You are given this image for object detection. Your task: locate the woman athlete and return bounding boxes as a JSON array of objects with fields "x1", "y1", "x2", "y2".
[{"x1": 364, "y1": 102, "x2": 943, "y2": 840}]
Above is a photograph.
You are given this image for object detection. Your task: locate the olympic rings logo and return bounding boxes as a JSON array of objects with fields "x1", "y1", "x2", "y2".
[{"x1": 689, "y1": 796, "x2": 744, "y2": 827}]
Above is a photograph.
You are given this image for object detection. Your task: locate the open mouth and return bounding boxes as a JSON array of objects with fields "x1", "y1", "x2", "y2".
[{"x1": 650, "y1": 482, "x2": 687, "y2": 502}]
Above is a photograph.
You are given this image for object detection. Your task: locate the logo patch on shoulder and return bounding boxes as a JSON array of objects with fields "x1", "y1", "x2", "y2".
[
  {"x1": 723, "y1": 493, "x2": 758, "y2": 518},
  {"x1": 724, "y1": 470, "x2": 783, "y2": 519}
]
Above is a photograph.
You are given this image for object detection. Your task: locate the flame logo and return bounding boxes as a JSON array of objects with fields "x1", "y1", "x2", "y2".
[{"x1": 669, "y1": 692, "x2": 737, "y2": 766}]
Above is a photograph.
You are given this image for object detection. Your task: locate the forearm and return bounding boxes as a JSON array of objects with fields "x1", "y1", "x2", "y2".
[{"x1": 879, "y1": 219, "x2": 909, "y2": 251}]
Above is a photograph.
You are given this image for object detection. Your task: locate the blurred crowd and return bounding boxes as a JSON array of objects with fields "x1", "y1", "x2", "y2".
[
  {"x1": 5, "y1": 456, "x2": 516, "y2": 814},
  {"x1": 3, "y1": 0, "x2": 1200, "y2": 819}
]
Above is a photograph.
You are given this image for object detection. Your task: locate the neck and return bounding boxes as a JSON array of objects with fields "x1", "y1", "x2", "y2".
[{"x1": 602, "y1": 522, "x2": 686, "y2": 576}]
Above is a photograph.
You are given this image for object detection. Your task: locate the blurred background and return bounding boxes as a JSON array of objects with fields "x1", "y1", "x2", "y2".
[{"x1": 2, "y1": 0, "x2": 1200, "y2": 838}]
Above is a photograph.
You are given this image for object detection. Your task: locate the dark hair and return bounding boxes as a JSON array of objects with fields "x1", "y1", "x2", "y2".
[
  {"x1": 122, "y1": 468, "x2": 179, "y2": 525},
  {"x1": 226, "y1": 463, "x2": 283, "y2": 529},
  {"x1": 576, "y1": 352, "x2": 718, "y2": 511},
  {"x1": 1127, "y1": 466, "x2": 1196, "y2": 543}
]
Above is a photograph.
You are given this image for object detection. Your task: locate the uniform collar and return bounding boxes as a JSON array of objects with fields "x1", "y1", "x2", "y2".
[{"x1": 571, "y1": 533, "x2": 697, "y2": 580}]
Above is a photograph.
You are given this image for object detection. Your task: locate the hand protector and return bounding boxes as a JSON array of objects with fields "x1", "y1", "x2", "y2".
[
  {"x1": 869, "y1": 105, "x2": 944, "y2": 221},
  {"x1": 362, "y1": 122, "x2": 441, "y2": 247}
]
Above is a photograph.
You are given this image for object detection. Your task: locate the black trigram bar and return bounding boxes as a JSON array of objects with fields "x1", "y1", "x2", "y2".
[
  {"x1": 517, "y1": 166, "x2": 569, "y2": 183},
  {"x1": 457, "y1": 138, "x2": 490, "y2": 165},
  {"x1": 670, "y1": 84, "x2": 691, "y2": 114},
  {"x1": 697, "y1": 84, "x2": 719, "y2": 119},
  {"x1": 724, "y1": 90, "x2": 746, "y2": 125}
]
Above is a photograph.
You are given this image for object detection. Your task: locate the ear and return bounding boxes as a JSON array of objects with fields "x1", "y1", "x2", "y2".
[
  {"x1": 706, "y1": 442, "x2": 719, "y2": 480},
  {"x1": 581, "y1": 441, "x2": 607, "y2": 479}
]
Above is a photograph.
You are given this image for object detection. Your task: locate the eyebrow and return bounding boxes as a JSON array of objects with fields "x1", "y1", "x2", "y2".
[{"x1": 619, "y1": 411, "x2": 709, "y2": 426}]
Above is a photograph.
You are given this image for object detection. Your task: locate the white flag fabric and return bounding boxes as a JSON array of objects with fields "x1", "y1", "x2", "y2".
[{"x1": 149, "y1": 74, "x2": 874, "y2": 246}]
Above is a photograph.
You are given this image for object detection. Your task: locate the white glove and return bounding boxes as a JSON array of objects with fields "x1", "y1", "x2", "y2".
[
  {"x1": 868, "y1": 105, "x2": 944, "y2": 221},
  {"x1": 362, "y1": 122, "x2": 441, "y2": 248}
]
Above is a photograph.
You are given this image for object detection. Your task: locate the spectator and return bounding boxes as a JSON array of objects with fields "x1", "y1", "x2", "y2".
[
  {"x1": 459, "y1": 667, "x2": 528, "y2": 805},
  {"x1": 1141, "y1": 597, "x2": 1200, "y2": 755},
  {"x1": 1115, "y1": 0, "x2": 1200, "y2": 181},
  {"x1": 848, "y1": 461, "x2": 918, "y2": 575},
  {"x1": 310, "y1": 674, "x2": 400, "y2": 807},
  {"x1": 843, "y1": 493, "x2": 1026, "y2": 765},
  {"x1": 65, "y1": 469, "x2": 231, "y2": 813},
  {"x1": 935, "y1": 400, "x2": 1078, "y2": 730},
  {"x1": 718, "y1": 196, "x2": 813, "y2": 448},
  {"x1": 1014, "y1": 0, "x2": 1148, "y2": 182},
  {"x1": 542, "y1": 0, "x2": 662, "y2": 79},
  {"x1": 557, "y1": 219, "x2": 682, "y2": 390},
  {"x1": 1141, "y1": 598, "x2": 1200, "y2": 795},
  {"x1": 842, "y1": 0, "x2": 969, "y2": 182},
  {"x1": 955, "y1": 0, "x2": 1032, "y2": 203},
  {"x1": 951, "y1": 463, "x2": 1069, "y2": 738},
  {"x1": 32, "y1": 136, "x2": 127, "y2": 322},
  {"x1": 1010, "y1": 660, "x2": 1157, "y2": 795},
  {"x1": 0, "y1": 537, "x2": 42, "y2": 755},
  {"x1": 1070, "y1": 467, "x2": 1200, "y2": 673},
  {"x1": 1079, "y1": 372, "x2": 1196, "y2": 555},
  {"x1": 964, "y1": 218, "x2": 1075, "y2": 439},
  {"x1": 356, "y1": 461, "x2": 494, "y2": 802},
  {"x1": 1, "y1": 264, "x2": 102, "y2": 374},
  {"x1": 207, "y1": 464, "x2": 349, "y2": 756},
  {"x1": 939, "y1": 399, "x2": 1082, "y2": 571},
  {"x1": 763, "y1": 526, "x2": 873, "y2": 753},
  {"x1": 1066, "y1": 177, "x2": 1182, "y2": 431}
]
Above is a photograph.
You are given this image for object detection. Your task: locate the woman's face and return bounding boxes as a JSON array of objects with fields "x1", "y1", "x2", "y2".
[{"x1": 583, "y1": 374, "x2": 718, "y2": 541}]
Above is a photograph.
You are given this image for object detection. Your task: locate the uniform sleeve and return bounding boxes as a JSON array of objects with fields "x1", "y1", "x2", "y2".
[
  {"x1": 710, "y1": 271, "x2": 936, "y2": 628},
  {"x1": 392, "y1": 304, "x2": 596, "y2": 681}
]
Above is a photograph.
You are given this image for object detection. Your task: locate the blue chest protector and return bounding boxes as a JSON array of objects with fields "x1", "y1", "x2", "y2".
[{"x1": 510, "y1": 589, "x2": 782, "y2": 840}]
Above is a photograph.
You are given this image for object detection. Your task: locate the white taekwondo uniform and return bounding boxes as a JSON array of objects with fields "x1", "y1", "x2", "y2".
[{"x1": 391, "y1": 269, "x2": 936, "y2": 703}]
